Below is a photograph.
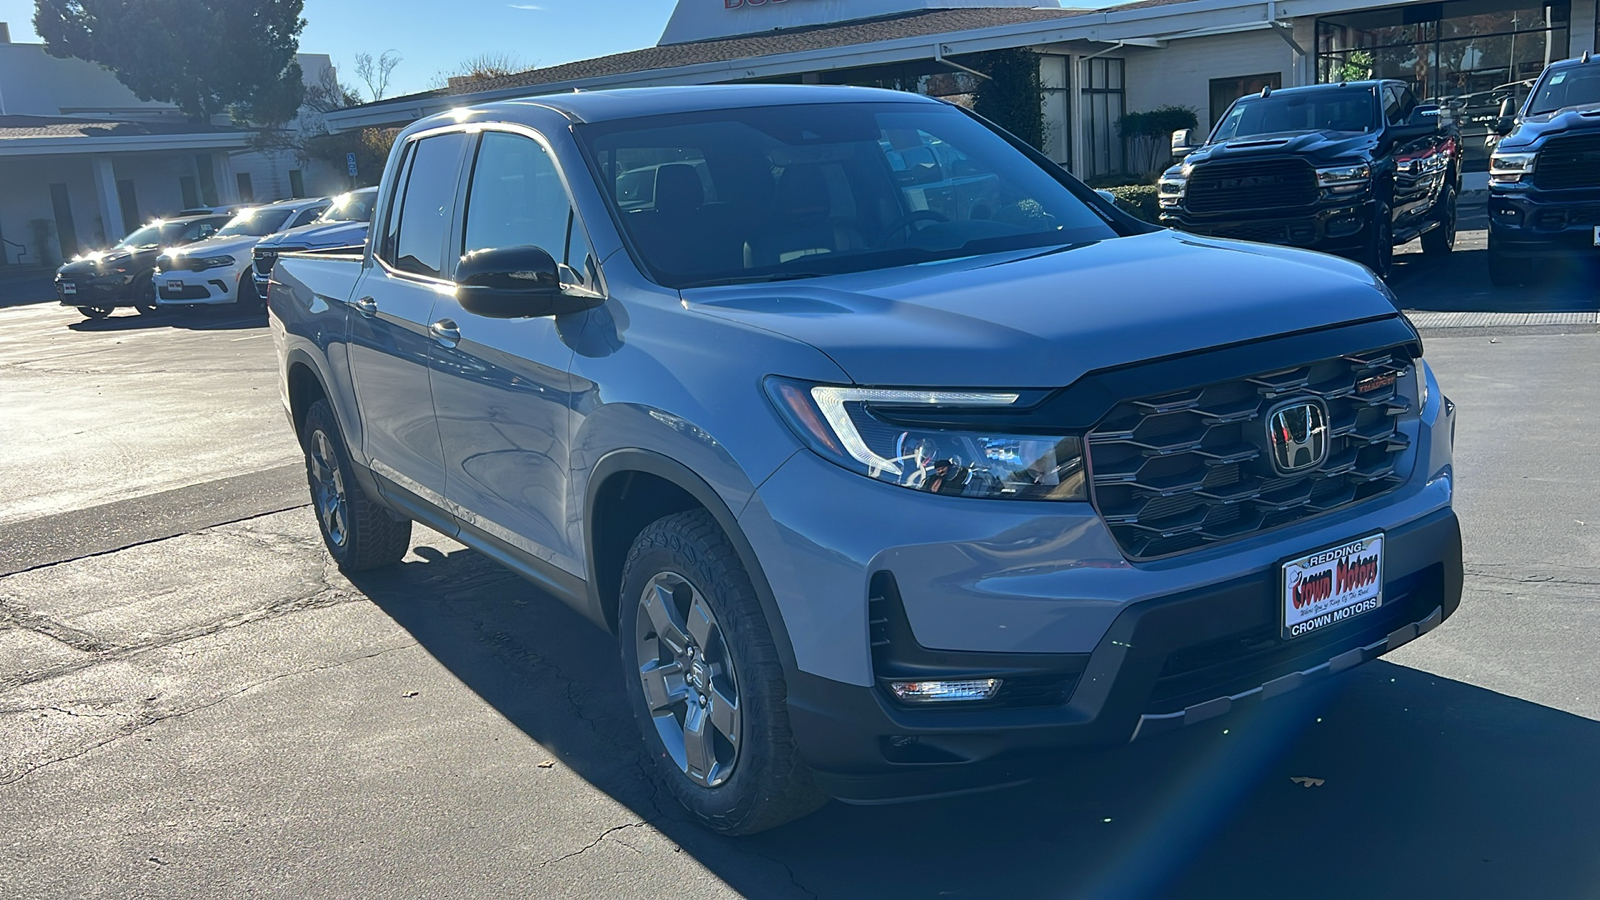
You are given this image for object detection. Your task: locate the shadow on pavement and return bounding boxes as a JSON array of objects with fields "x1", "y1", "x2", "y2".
[
  {"x1": 0, "y1": 266, "x2": 55, "y2": 310},
  {"x1": 1390, "y1": 245, "x2": 1600, "y2": 314},
  {"x1": 349, "y1": 545, "x2": 1600, "y2": 900},
  {"x1": 64, "y1": 307, "x2": 266, "y2": 332}
]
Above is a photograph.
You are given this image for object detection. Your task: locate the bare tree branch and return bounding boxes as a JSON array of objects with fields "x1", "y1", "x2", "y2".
[{"x1": 354, "y1": 49, "x2": 401, "y2": 102}]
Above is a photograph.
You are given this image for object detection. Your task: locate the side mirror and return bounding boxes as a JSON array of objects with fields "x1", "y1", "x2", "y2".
[
  {"x1": 1171, "y1": 128, "x2": 1199, "y2": 158},
  {"x1": 1408, "y1": 104, "x2": 1442, "y2": 127},
  {"x1": 1494, "y1": 97, "x2": 1517, "y2": 136},
  {"x1": 455, "y1": 245, "x2": 601, "y2": 319}
]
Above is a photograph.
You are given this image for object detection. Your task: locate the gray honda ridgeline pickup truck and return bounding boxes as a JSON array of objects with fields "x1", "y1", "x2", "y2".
[{"x1": 270, "y1": 85, "x2": 1460, "y2": 835}]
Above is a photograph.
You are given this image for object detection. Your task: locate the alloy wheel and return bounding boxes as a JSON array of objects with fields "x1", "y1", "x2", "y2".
[
  {"x1": 634, "y1": 571, "x2": 742, "y2": 788},
  {"x1": 308, "y1": 429, "x2": 349, "y2": 548}
]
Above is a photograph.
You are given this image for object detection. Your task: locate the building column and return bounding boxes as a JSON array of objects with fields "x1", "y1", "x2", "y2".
[
  {"x1": 212, "y1": 152, "x2": 239, "y2": 205},
  {"x1": 1572, "y1": 0, "x2": 1597, "y2": 57},
  {"x1": 1067, "y1": 55, "x2": 1086, "y2": 180},
  {"x1": 91, "y1": 155, "x2": 126, "y2": 244}
]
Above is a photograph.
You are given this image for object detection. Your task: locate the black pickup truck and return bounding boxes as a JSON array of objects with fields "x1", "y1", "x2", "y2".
[
  {"x1": 1159, "y1": 80, "x2": 1461, "y2": 278},
  {"x1": 1487, "y1": 54, "x2": 1600, "y2": 285}
]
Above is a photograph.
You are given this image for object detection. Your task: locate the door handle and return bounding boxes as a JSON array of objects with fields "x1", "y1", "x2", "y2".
[
  {"x1": 430, "y1": 318, "x2": 461, "y2": 348},
  {"x1": 353, "y1": 296, "x2": 377, "y2": 317}
]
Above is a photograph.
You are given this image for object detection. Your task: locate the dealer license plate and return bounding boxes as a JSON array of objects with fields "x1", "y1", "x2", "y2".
[
  {"x1": 60, "y1": 283, "x2": 76, "y2": 295},
  {"x1": 1282, "y1": 534, "x2": 1383, "y2": 640}
]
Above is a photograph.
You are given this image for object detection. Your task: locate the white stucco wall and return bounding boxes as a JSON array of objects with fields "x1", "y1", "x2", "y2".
[{"x1": 1123, "y1": 30, "x2": 1296, "y2": 136}]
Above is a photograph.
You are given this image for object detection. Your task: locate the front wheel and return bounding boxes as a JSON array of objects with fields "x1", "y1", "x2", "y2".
[
  {"x1": 1357, "y1": 199, "x2": 1394, "y2": 279},
  {"x1": 619, "y1": 509, "x2": 826, "y2": 835},
  {"x1": 80, "y1": 306, "x2": 114, "y2": 319},
  {"x1": 299, "y1": 399, "x2": 412, "y2": 571},
  {"x1": 1421, "y1": 184, "x2": 1457, "y2": 255},
  {"x1": 238, "y1": 273, "x2": 264, "y2": 314}
]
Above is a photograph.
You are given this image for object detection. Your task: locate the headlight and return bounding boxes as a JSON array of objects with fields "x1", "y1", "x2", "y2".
[
  {"x1": 1490, "y1": 152, "x2": 1536, "y2": 184},
  {"x1": 765, "y1": 378, "x2": 1087, "y2": 501},
  {"x1": 199, "y1": 255, "x2": 236, "y2": 270},
  {"x1": 1157, "y1": 166, "x2": 1189, "y2": 208},
  {"x1": 1316, "y1": 163, "x2": 1371, "y2": 193}
]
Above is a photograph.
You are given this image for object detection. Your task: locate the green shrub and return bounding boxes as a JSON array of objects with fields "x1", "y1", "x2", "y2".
[
  {"x1": 973, "y1": 49, "x2": 1045, "y2": 150},
  {"x1": 1118, "y1": 105, "x2": 1200, "y2": 177},
  {"x1": 1104, "y1": 184, "x2": 1161, "y2": 223}
]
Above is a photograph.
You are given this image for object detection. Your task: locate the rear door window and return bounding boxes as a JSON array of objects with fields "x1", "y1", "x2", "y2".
[{"x1": 387, "y1": 133, "x2": 470, "y2": 278}]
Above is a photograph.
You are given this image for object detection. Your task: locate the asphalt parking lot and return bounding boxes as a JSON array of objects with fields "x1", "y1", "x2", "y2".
[{"x1": 2, "y1": 221, "x2": 1598, "y2": 898}]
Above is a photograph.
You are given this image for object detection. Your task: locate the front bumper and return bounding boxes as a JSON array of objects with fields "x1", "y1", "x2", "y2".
[
  {"x1": 154, "y1": 264, "x2": 248, "y2": 306},
  {"x1": 786, "y1": 506, "x2": 1461, "y2": 803},
  {"x1": 1488, "y1": 188, "x2": 1600, "y2": 257},
  {"x1": 1160, "y1": 198, "x2": 1375, "y2": 252},
  {"x1": 55, "y1": 270, "x2": 138, "y2": 306}
]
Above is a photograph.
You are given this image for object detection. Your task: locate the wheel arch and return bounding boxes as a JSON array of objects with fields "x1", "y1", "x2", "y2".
[{"x1": 584, "y1": 448, "x2": 798, "y2": 673}]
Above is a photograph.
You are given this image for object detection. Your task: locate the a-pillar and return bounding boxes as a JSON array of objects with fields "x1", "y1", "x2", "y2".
[{"x1": 91, "y1": 155, "x2": 126, "y2": 245}]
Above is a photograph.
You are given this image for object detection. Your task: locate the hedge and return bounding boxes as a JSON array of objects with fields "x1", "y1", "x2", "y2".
[{"x1": 1104, "y1": 184, "x2": 1161, "y2": 224}]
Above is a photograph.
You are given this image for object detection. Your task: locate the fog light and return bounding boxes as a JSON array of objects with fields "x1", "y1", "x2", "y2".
[
  {"x1": 1490, "y1": 207, "x2": 1522, "y2": 226},
  {"x1": 889, "y1": 678, "x2": 1001, "y2": 703},
  {"x1": 1327, "y1": 215, "x2": 1362, "y2": 238}
]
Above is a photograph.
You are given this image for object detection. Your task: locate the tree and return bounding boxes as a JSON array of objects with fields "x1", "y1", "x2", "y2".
[
  {"x1": 253, "y1": 65, "x2": 394, "y2": 188},
  {"x1": 354, "y1": 49, "x2": 401, "y2": 102},
  {"x1": 1118, "y1": 105, "x2": 1200, "y2": 178},
  {"x1": 429, "y1": 51, "x2": 531, "y2": 91},
  {"x1": 973, "y1": 49, "x2": 1045, "y2": 151},
  {"x1": 33, "y1": 0, "x2": 306, "y2": 124}
]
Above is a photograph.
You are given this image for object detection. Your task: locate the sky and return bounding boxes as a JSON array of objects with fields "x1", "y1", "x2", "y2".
[{"x1": 0, "y1": 0, "x2": 679, "y2": 99}]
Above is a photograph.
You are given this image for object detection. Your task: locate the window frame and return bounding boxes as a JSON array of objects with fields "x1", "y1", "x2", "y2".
[{"x1": 375, "y1": 128, "x2": 473, "y2": 284}]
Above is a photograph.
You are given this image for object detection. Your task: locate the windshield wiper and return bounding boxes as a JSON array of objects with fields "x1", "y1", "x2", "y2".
[{"x1": 674, "y1": 272, "x2": 829, "y2": 289}]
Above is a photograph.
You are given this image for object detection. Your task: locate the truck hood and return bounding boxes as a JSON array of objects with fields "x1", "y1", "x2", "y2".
[
  {"x1": 1184, "y1": 130, "x2": 1378, "y2": 166},
  {"x1": 1499, "y1": 103, "x2": 1600, "y2": 151},
  {"x1": 684, "y1": 230, "x2": 1399, "y2": 389},
  {"x1": 165, "y1": 233, "x2": 262, "y2": 259},
  {"x1": 256, "y1": 220, "x2": 370, "y2": 251}
]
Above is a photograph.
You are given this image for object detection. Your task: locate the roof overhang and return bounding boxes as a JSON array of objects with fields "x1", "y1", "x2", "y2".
[
  {"x1": 323, "y1": 0, "x2": 1380, "y2": 133},
  {"x1": 0, "y1": 130, "x2": 253, "y2": 158}
]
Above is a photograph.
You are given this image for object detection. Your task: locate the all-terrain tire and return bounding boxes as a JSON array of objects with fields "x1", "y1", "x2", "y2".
[
  {"x1": 299, "y1": 399, "x2": 411, "y2": 571},
  {"x1": 1421, "y1": 183, "x2": 1456, "y2": 255},
  {"x1": 619, "y1": 509, "x2": 827, "y2": 835}
]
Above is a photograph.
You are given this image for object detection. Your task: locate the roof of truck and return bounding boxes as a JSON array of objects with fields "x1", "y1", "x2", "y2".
[{"x1": 437, "y1": 84, "x2": 940, "y2": 128}]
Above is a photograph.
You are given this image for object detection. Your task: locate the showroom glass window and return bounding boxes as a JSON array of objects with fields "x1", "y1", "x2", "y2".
[{"x1": 1315, "y1": 0, "x2": 1570, "y2": 170}]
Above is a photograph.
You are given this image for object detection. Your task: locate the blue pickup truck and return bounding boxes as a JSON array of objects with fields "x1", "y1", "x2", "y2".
[
  {"x1": 1488, "y1": 54, "x2": 1600, "y2": 284},
  {"x1": 270, "y1": 85, "x2": 1461, "y2": 834}
]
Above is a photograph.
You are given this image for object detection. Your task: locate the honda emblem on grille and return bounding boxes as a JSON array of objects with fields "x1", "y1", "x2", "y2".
[{"x1": 1266, "y1": 400, "x2": 1329, "y2": 474}]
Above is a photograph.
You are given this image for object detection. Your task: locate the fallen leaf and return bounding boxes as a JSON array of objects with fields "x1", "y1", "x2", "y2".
[
  {"x1": 1290, "y1": 776, "x2": 1325, "y2": 788},
  {"x1": 536, "y1": 760, "x2": 556, "y2": 769}
]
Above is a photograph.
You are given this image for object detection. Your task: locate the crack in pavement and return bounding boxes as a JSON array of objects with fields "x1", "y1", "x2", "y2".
[
  {"x1": 1465, "y1": 568, "x2": 1600, "y2": 588},
  {"x1": 0, "y1": 596, "x2": 116, "y2": 654},
  {"x1": 0, "y1": 643, "x2": 415, "y2": 789},
  {"x1": 534, "y1": 821, "x2": 650, "y2": 869}
]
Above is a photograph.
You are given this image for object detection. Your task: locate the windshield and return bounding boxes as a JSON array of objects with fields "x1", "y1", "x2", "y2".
[
  {"x1": 317, "y1": 190, "x2": 377, "y2": 224},
  {"x1": 1527, "y1": 66, "x2": 1600, "y2": 115},
  {"x1": 216, "y1": 207, "x2": 294, "y2": 238},
  {"x1": 576, "y1": 102, "x2": 1118, "y2": 288},
  {"x1": 116, "y1": 223, "x2": 168, "y2": 248},
  {"x1": 1211, "y1": 87, "x2": 1380, "y2": 142}
]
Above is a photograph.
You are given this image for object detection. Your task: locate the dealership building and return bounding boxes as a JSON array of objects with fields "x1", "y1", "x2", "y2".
[{"x1": 329, "y1": 0, "x2": 1597, "y2": 185}]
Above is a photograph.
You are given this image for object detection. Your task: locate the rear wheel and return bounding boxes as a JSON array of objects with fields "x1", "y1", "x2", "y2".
[
  {"x1": 300, "y1": 399, "x2": 411, "y2": 571},
  {"x1": 1421, "y1": 184, "x2": 1457, "y2": 256},
  {"x1": 619, "y1": 509, "x2": 826, "y2": 835},
  {"x1": 133, "y1": 274, "x2": 160, "y2": 316}
]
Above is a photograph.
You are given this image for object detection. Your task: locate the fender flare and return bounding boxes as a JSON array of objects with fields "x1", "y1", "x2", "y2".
[{"x1": 584, "y1": 448, "x2": 799, "y2": 674}]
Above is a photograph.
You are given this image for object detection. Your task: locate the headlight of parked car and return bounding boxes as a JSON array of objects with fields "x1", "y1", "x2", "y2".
[
  {"x1": 1157, "y1": 166, "x2": 1189, "y2": 208},
  {"x1": 1316, "y1": 163, "x2": 1371, "y2": 193},
  {"x1": 1489, "y1": 152, "x2": 1536, "y2": 185},
  {"x1": 198, "y1": 255, "x2": 236, "y2": 270},
  {"x1": 765, "y1": 378, "x2": 1087, "y2": 501}
]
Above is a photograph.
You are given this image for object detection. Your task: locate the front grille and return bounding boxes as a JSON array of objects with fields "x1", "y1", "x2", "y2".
[
  {"x1": 1531, "y1": 134, "x2": 1600, "y2": 191},
  {"x1": 1206, "y1": 220, "x2": 1318, "y2": 245},
  {"x1": 1086, "y1": 350, "x2": 1414, "y2": 560},
  {"x1": 253, "y1": 249, "x2": 278, "y2": 278},
  {"x1": 1185, "y1": 158, "x2": 1318, "y2": 213}
]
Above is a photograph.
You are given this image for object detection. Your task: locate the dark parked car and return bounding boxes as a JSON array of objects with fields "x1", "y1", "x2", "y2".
[
  {"x1": 1159, "y1": 80, "x2": 1462, "y2": 278},
  {"x1": 273, "y1": 85, "x2": 1459, "y2": 835},
  {"x1": 1487, "y1": 54, "x2": 1600, "y2": 284},
  {"x1": 55, "y1": 213, "x2": 231, "y2": 319}
]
